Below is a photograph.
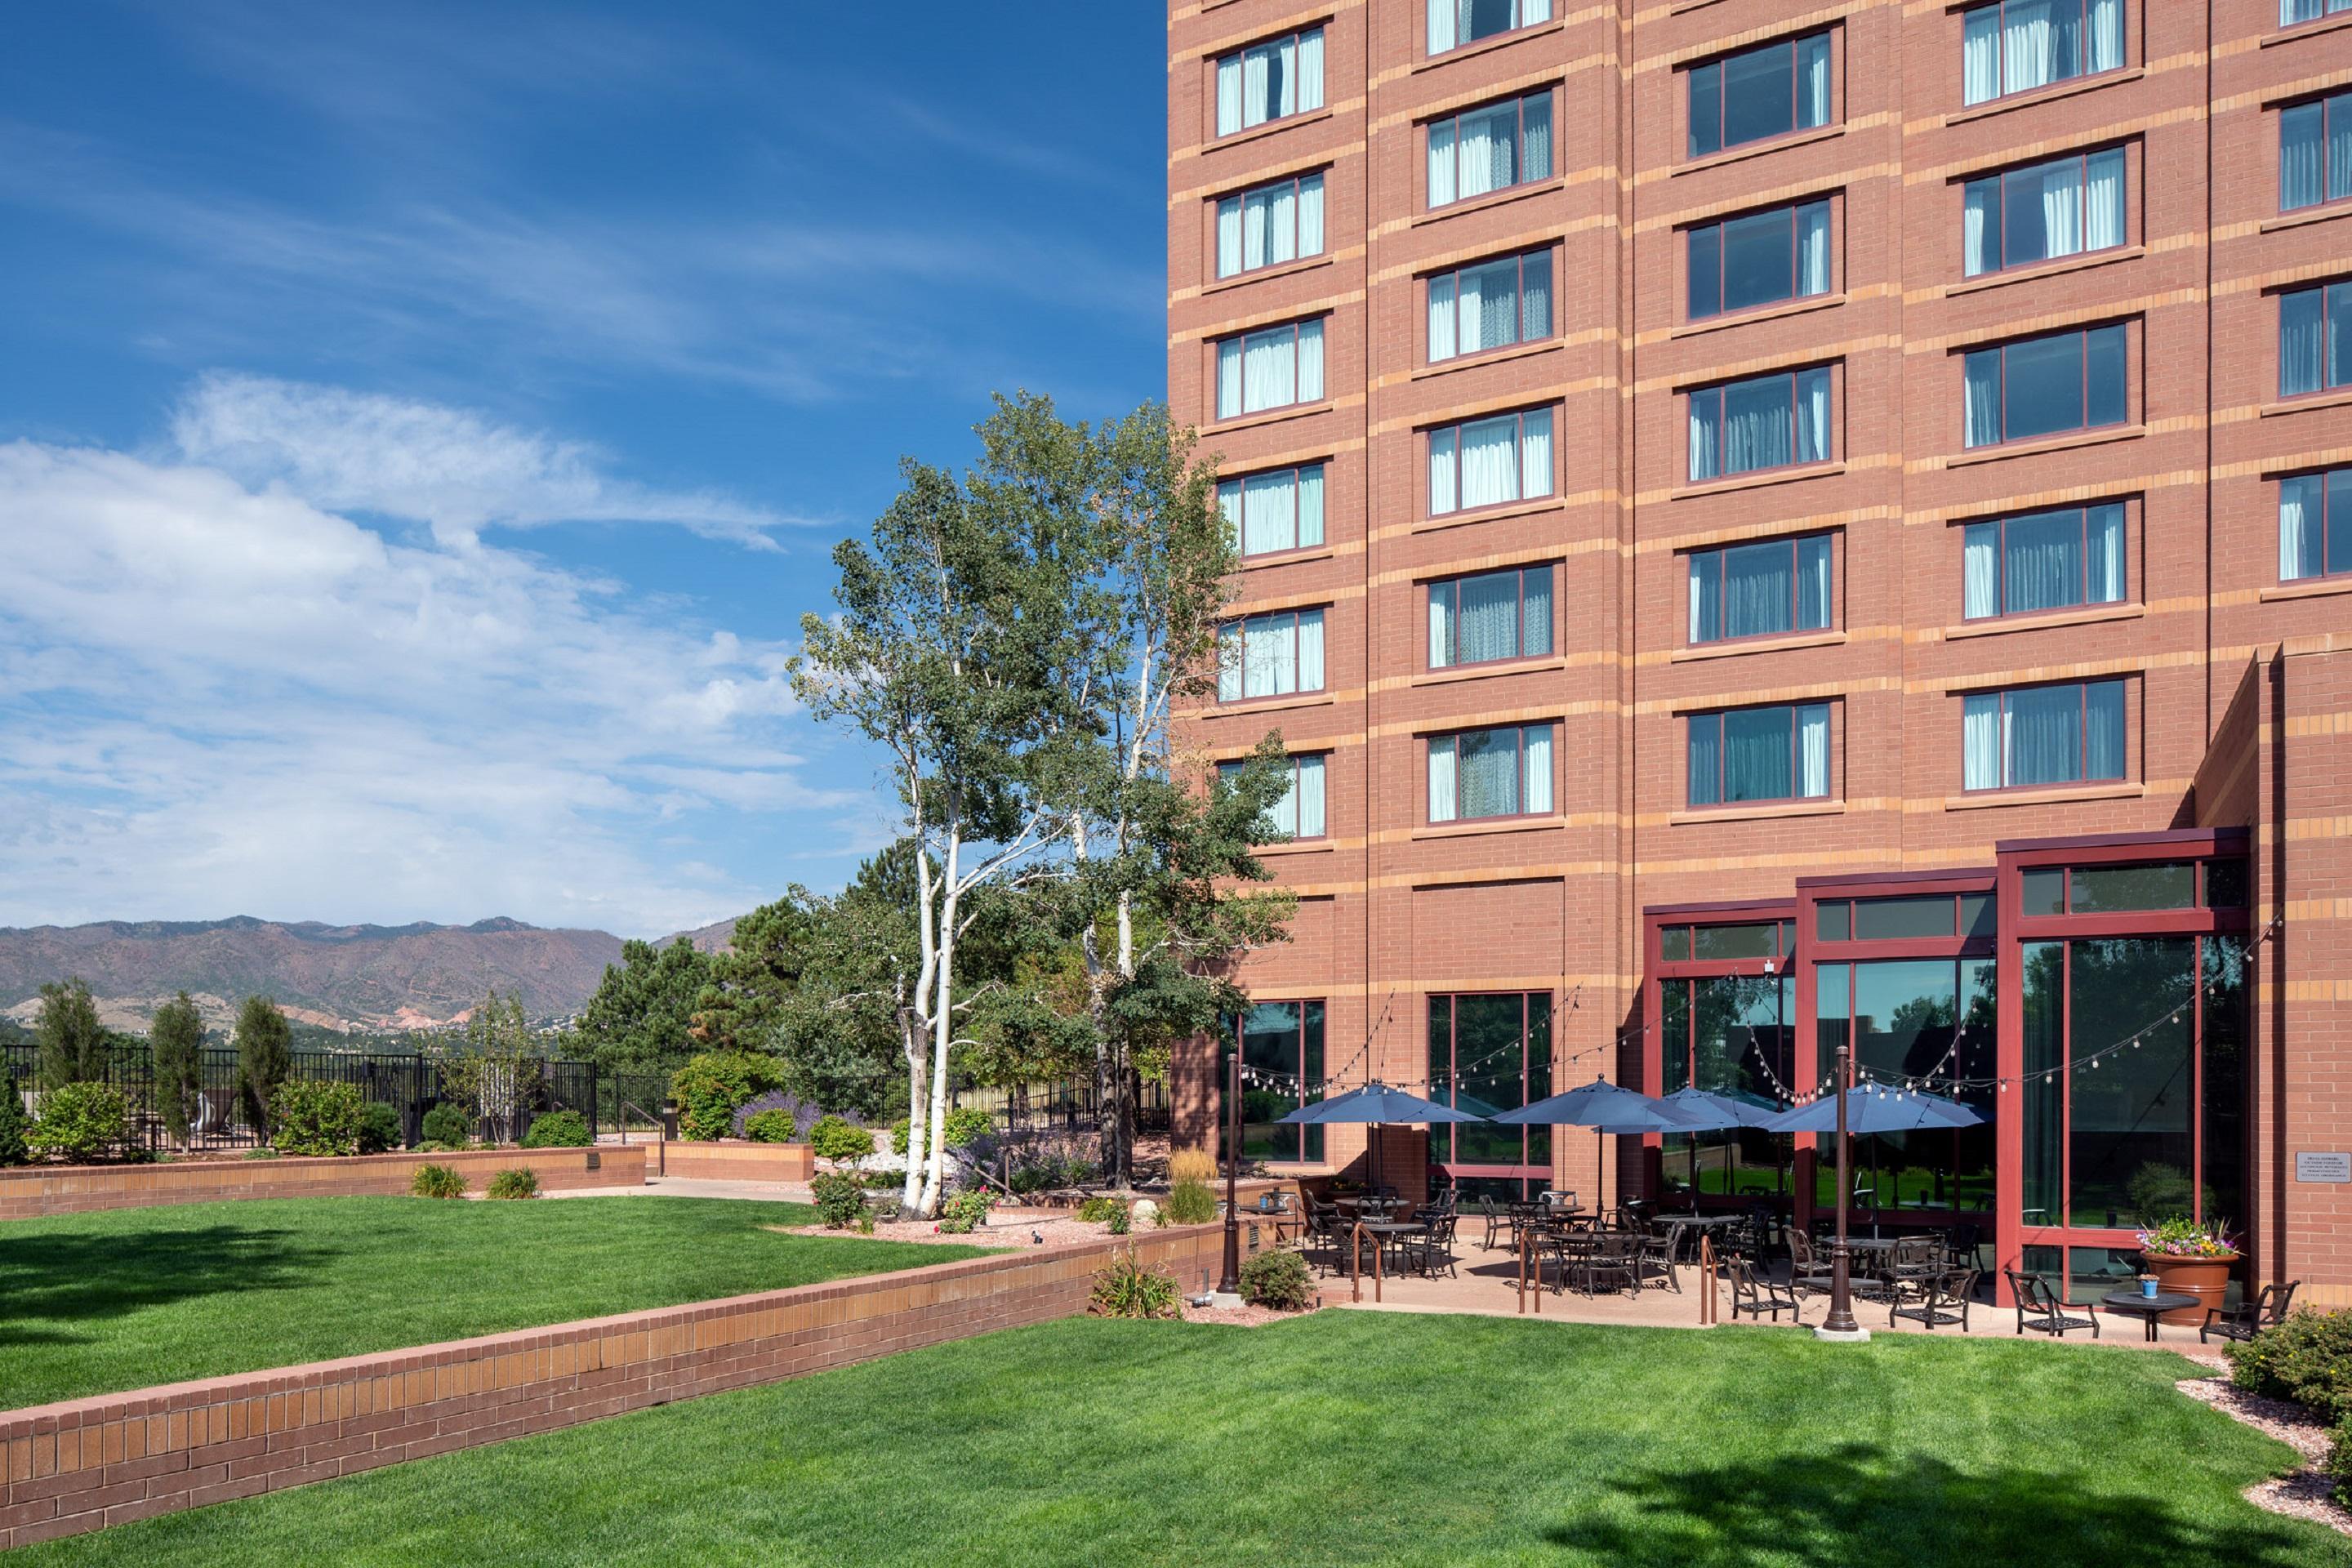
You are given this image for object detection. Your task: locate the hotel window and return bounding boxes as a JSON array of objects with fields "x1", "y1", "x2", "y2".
[
  {"x1": 1686, "y1": 535, "x2": 1832, "y2": 644},
  {"x1": 1657, "y1": 966, "x2": 1796, "y2": 1202},
  {"x1": 1216, "y1": 173, "x2": 1325, "y2": 279},
  {"x1": 1218, "y1": 752, "x2": 1327, "y2": 840},
  {"x1": 1962, "y1": 324, "x2": 2127, "y2": 448},
  {"x1": 1428, "y1": 249, "x2": 1552, "y2": 363},
  {"x1": 1428, "y1": 564, "x2": 1553, "y2": 668},
  {"x1": 1218, "y1": 463, "x2": 1325, "y2": 558},
  {"x1": 1963, "y1": 149, "x2": 2125, "y2": 276},
  {"x1": 1220, "y1": 1003, "x2": 1324, "y2": 1163},
  {"x1": 1962, "y1": 503, "x2": 2127, "y2": 618},
  {"x1": 1428, "y1": 91, "x2": 1553, "y2": 207},
  {"x1": 1428, "y1": 408, "x2": 1554, "y2": 515},
  {"x1": 2283, "y1": 0, "x2": 2352, "y2": 28},
  {"x1": 1216, "y1": 608, "x2": 1325, "y2": 701},
  {"x1": 1428, "y1": 993, "x2": 1552, "y2": 1201},
  {"x1": 2279, "y1": 467, "x2": 2352, "y2": 582},
  {"x1": 1214, "y1": 28, "x2": 1325, "y2": 137},
  {"x1": 2281, "y1": 91, "x2": 2352, "y2": 212},
  {"x1": 1428, "y1": 724, "x2": 1552, "y2": 822},
  {"x1": 1686, "y1": 31, "x2": 1831, "y2": 158},
  {"x1": 1686, "y1": 367, "x2": 1831, "y2": 481},
  {"x1": 2279, "y1": 280, "x2": 2352, "y2": 398},
  {"x1": 1687, "y1": 200, "x2": 1831, "y2": 319},
  {"x1": 1961, "y1": 679, "x2": 2125, "y2": 791},
  {"x1": 1961, "y1": 0, "x2": 2123, "y2": 107},
  {"x1": 1214, "y1": 318, "x2": 1325, "y2": 419},
  {"x1": 1815, "y1": 960, "x2": 1997, "y2": 1215},
  {"x1": 1686, "y1": 703, "x2": 1830, "y2": 807},
  {"x1": 1428, "y1": 0, "x2": 1551, "y2": 55}
]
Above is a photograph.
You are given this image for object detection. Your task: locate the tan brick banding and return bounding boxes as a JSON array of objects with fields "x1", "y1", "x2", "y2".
[
  {"x1": 0, "y1": 1223, "x2": 1226, "y2": 1549},
  {"x1": 656, "y1": 1140, "x2": 815, "y2": 1183},
  {"x1": 0, "y1": 1146, "x2": 645, "y2": 1222}
]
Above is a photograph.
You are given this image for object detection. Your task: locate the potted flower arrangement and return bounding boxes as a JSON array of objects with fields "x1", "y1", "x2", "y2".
[{"x1": 2136, "y1": 1217, "x2": 2238, "y2": 1325}]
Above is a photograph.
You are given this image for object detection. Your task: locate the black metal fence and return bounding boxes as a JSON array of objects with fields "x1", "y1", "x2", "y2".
[{"x1": 1, "y1": 1044, "x2": 600, "y2": 1152}]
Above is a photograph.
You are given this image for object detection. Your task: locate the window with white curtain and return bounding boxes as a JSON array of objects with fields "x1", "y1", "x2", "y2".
[
  {"x1": 2283, "y1": 0, "x2": 2352, "y2": 25},
  {"x1": 1687, "y1": 31, "x2": 1833, "y2": 158},
  {"x1": 1218, "y1": 753, "x2": 1328, "y2": 840},
  {"x1": 2279, "y1": 280, "x2": 2352, "y2": 398},
  {"x1": 1962, "y1": 324, "x2": 2127, "y2": 447},
  {"x1": 1428, "y1": 724, "x2": 1553, "y2": 822},
  {"x1": 2278, "y1": 467, "x2": 2352, "y2": 582},
  {"x1": 1428, "y1": 249, "x2": 1552, "y2": 362},
  {"x1": 1215, "y1": 172, "x2": 1326, "y2": 279},
  {"x1": 1428, "y1": 0, "x2": 1552, "y2": 55},
  {"x1": 1686, "y1": 368, "x2": 1831, "y2": 482},
  {"x1": 1961, "y1": 680, "x2": 2127, "y2": 791},
  {"x1": 1686, "y1": 536, "x2": 1833, "y2": 644},
  {"x1": 2279, "y1": 90, "x2": 2352, "y2": 212},
  {"x1": 1428, "y1": 91, "x2": 1553, "y2": 208},
  {"x1": 1218, "y1": 464, "x2": 1326, "y2": 558},
  {"x1": 1686, "y1": 704, "x2": 1831, "y2": 806},
  {"x1": 1687, "y1": 200, "x2": 1833, "y2": 319},
  {"x1": 1216, "y1": 608, "x2": 1325, "y2": 702},
  {"x1": 1962, "y1": 504, "x2": 2127, "y2": 619},
  {"x1": 1215, "y1": 28, "x2": 1326, "y2": 137},
  {"x1": 1429, "y1": 565, "x2": 1553, "y2": 668},
  {"x1": 1963, "y1": 148, "x2": 2126, "y2": 275},
  {"x1": 1428, "y1": 408, "x2": 1555, "y2": 515},
  {"x1": 1214, "y1": 318, "x2": 1325, "y2": 419},
  {"x1": 1961, "y1": 0, "x2": 2124, "y2": 108}
]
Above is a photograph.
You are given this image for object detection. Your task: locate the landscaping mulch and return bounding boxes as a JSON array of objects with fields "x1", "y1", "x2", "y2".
[
  {"x1": 775, "y1": 1208, "x2": 1118, "y2": 1249},
  {"x1": 2176, "y1": 1374, "x2": 2351, "y2": 1537},
  {"x1": 1180, "y1": 1299, "x2": 1316, "y2": 1328}
]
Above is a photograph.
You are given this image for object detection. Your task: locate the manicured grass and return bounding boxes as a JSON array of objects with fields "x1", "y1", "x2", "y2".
[
  {"x1": 16, "y1": 1312, "x2": 2347, "y2": 1567},
  {"x1": 0, "y1": 1196, "x2": 986, "y2": 1409}
]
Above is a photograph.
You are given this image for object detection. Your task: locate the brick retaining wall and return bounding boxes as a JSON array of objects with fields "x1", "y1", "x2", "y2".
[
  {"x1": 0, "y1": 1145, "x2": 645, "y2": 1221},
  {"x1": 654, "y1": 1140, "x2": 813, "y2": 1183},
  {"x1": 0, "y1": 1223, "x2": 1224, "y2": 1548}
]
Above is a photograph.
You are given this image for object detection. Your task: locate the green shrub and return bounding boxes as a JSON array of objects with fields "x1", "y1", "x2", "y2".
[
  {"x1": 420, "y1": 1102, "x2": 471, "y2": 1147},
  {"x1": 0, "y1": 1071, "x2": 29, "y2": 1166},
  {"x1": 27, "y1": 1082, "x2": 131, "y2": 1163},
  {"x1": 411, "y1": 1163, "x2": 466, "y2": 1199},
  {"x1": 2326, "y1": 1414, "x2": 2352, "y2": 1509},
  {"x1": 1165, "y1": 1178, "x2": 1218, "y2": 1226},
  {"x1": 1076, "y1": 1196, "x2": 1123, "y2": 1223},
  {"x1": 942, "y1": 1107, "x2": 993, "y2": 1150},
  {"x1": 2229, "y1": 1308, "x2": 2352, "y2": 1419},
  {"x1": 1240, "y1": 1248, "x2": 1314, "y2": 1312},
  {"x1": 1086, "y1": 1248, "x2": 1180, "y2": 1319},
  {"x1": 521, "y1": 1111, "x2": 593, "y2": 1149},
  {"x1": 889, "y1": 1116, "x2": 911, "y2": 1156},
  {"x1": 808, "y1": 1115, "x2": 874, "y2": 1161},
  {"x1": 1107, "y1": 1201, "x2": 1131, "y2": 1236},
  {"x1": 809, "y1": 1170, "x2": 867, "y2": 1229},
  {"x1": 670, "y1": 1051, "x2": 785, "y2": 1142},
  {"x1": 355, "y1": 1099, "x2": 403, "y2": 1154},
  {"x1": 742, "y1": 1108, "x2": 797, "y2": 1144},
  {"x1": 270, "y1": 1079, "x2": 368, "y2": 1157},
  {"x1": 862, "y1": 1168, "x2": 900, "y2": 1188},
  {"x1": 486, "y1": 1167, "x2": 539, "y2": 1200},
  {"x1": 936, "y1": 1188, "x2": 996, "y2": 1234}
]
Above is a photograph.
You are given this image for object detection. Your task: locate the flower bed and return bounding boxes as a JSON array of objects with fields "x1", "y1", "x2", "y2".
[{"x1": 0, "y1": 1143, "x2": 644, "y2": 1220}]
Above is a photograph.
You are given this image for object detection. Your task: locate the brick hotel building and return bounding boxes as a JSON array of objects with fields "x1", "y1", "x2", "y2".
[{"x1": 1166, "y1": 0, "x2": 2352, "y2": 1305}]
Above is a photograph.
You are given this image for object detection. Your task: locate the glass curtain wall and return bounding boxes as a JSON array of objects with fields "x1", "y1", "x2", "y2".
[
  {"x1": 1428, "y1": 993, "x2": 1552, "y2": 1200},
  {"x1": 1659, "y1": 973, "x2": 1793, "y2": 1200},
  {"x1": 1219, "y1": 1002, "x2": 1325, "y2": 1163},
  {"x1": 1813, "y1": 959, "x2": 1997, "y2": 1214}
]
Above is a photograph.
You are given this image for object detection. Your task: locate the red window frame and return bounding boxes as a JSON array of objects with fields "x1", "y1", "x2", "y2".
[
  {"x1": 1426, "y1": 247, "x2": 1555, "y2": 365},
  {"x1": 1216, "y1": 752, "x2": 1330, "y2": 841},
  {"x1": 1685, "y1": 367, "x2": 1833, "y2": 482},
  {"x1": 2278, "y1": 280, "x2": 2352, "y2": 399},
  {"x1": 1426, "y1": 564, "x2": 1552, "y2": 670},
  {"x1": 1640, "y1": 900, "x2": 1800, "y2": 1212},
  {"x1": 1427, "y1": 0, "x2": 1550, "y2": 56},
  {"x1": 1221, "y1": 462, "x2": 1326, "y2": 562},
  {"x1": 1964, "y1": 324, "x2": 2128, "y2": 447},
  {"x1": 2280, "y1": 89, "x2": 2352, "y2": 212},
  {"x1": 1216, "y1": 608, "x2": 1324, "y2": 705},
  {"x1": 1426, "y1": 407, "x2": 1553, "y2": 518},
  {"x1": 1961, "y1": 679, "x2": 2127, "y2": 794},
  {"x1": 1426, "y1": 991, "x2": 1553, "y2": 1192},
  {"x1": 1684, "y1": 702, "x2": 1830, "y2": 808},
  {"x1": 1965, "y1": 0, "x2": 2123, "y2": 103},
  {"x1": 1684, "y1": 532, "x2": 1834, "y2": 645},
  {"x1": 1964, "y1": 149, "x2": 2124, "y2": 274},
  {"x1": 1685, "y1": 199, "x2": 1832, "y2": 320},
  {"x1": 1214, "y1": 172, "x2": 1323, "y2": 281},
  {"x1": 1959, "y1": 504, "x2": 2129, "y2": 620},
  {"x1": 1426, "y1": 723, "x2": 1551, "y2": 824},
  {"x1": 1214, "y1": 318, "x2": 1323, "y2": 421},
  {"x1": 1685, "y1": 30, "x2": 1833, "y2": 159},
  {"x1": 1212, "y1": 28, "x2": 1325, "y2": 140},
  {"x1": 1220, "y1": 1002, "x2": 1324, "y2": 1164},
  {"x1": 1426, "y1": 91, "x2": 1552, "y2": 212},
  {"x1": 2278, "y1": 465, "x2": 2352, "y2": 582}
]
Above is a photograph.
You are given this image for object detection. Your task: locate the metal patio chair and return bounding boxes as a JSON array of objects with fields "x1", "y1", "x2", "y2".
[
  {"x1": 1891, "y1": 1267, "x2": 1979, "y2": 1331},
  {"x1": 2007, "y1": 1269, "x2": 2100, "y2": 1339},
  {"x1": 2202, "y1": 1281, "x2": 2299, "y2": 1345},
  {"x1": 1729, "y1": 1257, "x2": 1803, "y2": 1324}
]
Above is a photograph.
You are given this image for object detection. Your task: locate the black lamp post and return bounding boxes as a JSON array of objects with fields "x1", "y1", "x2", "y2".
[
  {"x1": 1218, "y1": 1050, "x2": 1242, "y2": 1298},
  {"x1": 1820, "y1": 1043, "x2": 1861, "y2": 1336}
]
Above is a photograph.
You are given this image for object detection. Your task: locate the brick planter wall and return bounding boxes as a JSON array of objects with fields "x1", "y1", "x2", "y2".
[
  {"x1": 0, "y1": 1145, "x2": 645, "y2": 1222},
  {"x1": 0, "y1": 1223, "x2": 1223, "y2": 1549},
  {"x1": 655, "y1": 1140, "x2": 814, "y2": 1183}
]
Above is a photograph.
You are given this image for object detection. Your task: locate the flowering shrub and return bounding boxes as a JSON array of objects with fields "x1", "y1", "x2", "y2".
[
  {"x1": 2229, "y1": 1308, "x2": 2352, "y2": 1419},
  {"x1": 2136, "y1": 1217, "x2": 2237, "y2": 1258},
  {"x1": 1086, "y1": 1248, "x2": 1180, "y2": 1319},
  {"x1": 809, "y1": 1170, "x2": 866, "y2": 1229},
  {"x1": 742, "y1": 1109, "x2": 797, "y2": 1144},
  {"x1": 936, "y1": 1187, "x2": 996, "y2": 1234},
  {"x1": 671, "y1": 1051, "x2": 785, "y2": 1141}
]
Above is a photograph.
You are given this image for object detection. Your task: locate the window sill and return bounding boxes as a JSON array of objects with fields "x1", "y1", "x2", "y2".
[
  {"x1": 1205, "y1": 109, "x2": 1334, "y2": 156},
  {"x1": 1411, "y1": 338, "x2": 1563, "y2": 381},
  {"x1": 1240, "y1": 545, "x2": 1336, "y2": 572},
  {"x1": 1200, "y1": 254, "x2": 1334, "y2": 297},
  {"x1": 2263, "y1": 11, "x2": 2352, "y2": 45},
  {"x1": 1411, "y1": 815, "x2": 1566, "y2": 841},
  {"x1": 2261, "y1": 387, "x2": 2352, "y2": 418},
  {"x1": 1944, "y1": 424, "x2": 2143, "y2": 469},
  {"x1": 1944, "y1": 67, "x2": 2142, "y2": 127},
  {"x1": 1411, "y1": 496, "x2": 1568, "y2": 535},
  {"x1": 1411, "y1": 656, "x2": 1568, "y2": 688},
  {"x1": 1209, "y1": 693, "x2": 1335, "y2": 718},
  {"x1": 1256, "y1": 839, "x2": 1335, "y2": 858},
  {"x1": 1669, "y1": 799, "x2": 1844, "y2": 826},
  {"x1": 1943, "y1": 782, "x2": 2145, "y2": 812},
  {"x1": 2260, "y1": 204, "x2": 2352, "y2": 234},
  {"x1": 2260, "y1": 577, "x2": 2352, "y2": 603},
  {"x1": 1410, "y1": 177, "x2": 1564, "y2": 229},
  {"x1": 1411, "y1": 19, "x2": 1564, "y2": 73},
  {"x1": 1673, "y1": 461, "x2": 1846, "y2": 501},
  {"x1": 1944, "y1": 245, "x2": 2142, "y2": 297},
  {"x1": 1669, "y1": 630, "x2": 1846, "y2": 663},
  {"x1": 1210, "y1": 401, "x2": 1334, "y2": 436},
  {"x1": 1942, "y1": 602, "x2": 2145, "y2": 640},
  {"x1": 1669, "y1": 293, "x2": 1845, "y2": 340},
  {"x1": 1673, "y1": 124, "x2": 1845, "y2": 179}
]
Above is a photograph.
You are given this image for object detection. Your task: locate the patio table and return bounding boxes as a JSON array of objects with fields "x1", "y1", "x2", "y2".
[
  {"x1": 1349, "y1": 1218, "x2": 1424, "y2": 1276},
  {"x1": 2100, "y1": 1290, "x2": 2200, "y2": 1342}
]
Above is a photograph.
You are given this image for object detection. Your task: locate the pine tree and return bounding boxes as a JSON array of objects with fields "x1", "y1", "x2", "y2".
[
  {"x1": 150, "y1": 992, "x2": 206, "y2": 1147},
  {"x1": 0, "y1": 1068, "x2": 29, "y2": 1165},
  {"x1": 234, "y1": 995, "x2": 292, "y2": 1135},
  {"x1": 34, "y1": 977, "x2": 109, "y2": 1089}
]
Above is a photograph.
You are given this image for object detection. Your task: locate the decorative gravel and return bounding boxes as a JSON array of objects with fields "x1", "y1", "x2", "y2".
[
  {"x1": 2176, "y1": 1374, "x2": 2350, "y2": 1536},
  {"x1": 777, "y1": 1208, "x2": 1120, "y2": 1249}
]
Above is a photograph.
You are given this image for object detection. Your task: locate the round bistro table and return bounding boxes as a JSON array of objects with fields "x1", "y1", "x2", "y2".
[{"x1": 2100, "y1": 1289, "x2": 2201, "y2": 1342}]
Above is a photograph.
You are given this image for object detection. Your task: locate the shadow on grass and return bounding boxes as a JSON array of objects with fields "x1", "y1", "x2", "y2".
[
  {"x1": 1541, "y1": 1442, "x2": 2323, "y2": 1567},
  {"x1": 0, "y1": 1226, "x2": 335, "y2": 1347}
]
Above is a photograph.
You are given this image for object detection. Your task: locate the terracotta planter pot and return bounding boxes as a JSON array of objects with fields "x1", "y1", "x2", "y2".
[{"x1": 2141, "y1": 1251, "x2": 2238, "y2": 1325}]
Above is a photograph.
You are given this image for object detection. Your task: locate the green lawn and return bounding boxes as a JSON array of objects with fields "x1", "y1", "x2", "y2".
[
  {"x1": 0, "y1": 1196, "x2": 985, "y2": 1409},
  {"x1": 16, "y1": 1312, "x2": 2347, "y2": 1567}
]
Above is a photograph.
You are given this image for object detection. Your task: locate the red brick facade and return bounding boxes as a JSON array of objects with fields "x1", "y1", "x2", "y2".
[{"x1": 0, "y1": 1145, "x2": 644, "y2": 1222}]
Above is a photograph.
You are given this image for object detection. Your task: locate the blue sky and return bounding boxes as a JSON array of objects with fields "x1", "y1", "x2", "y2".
[{"x1": 0, "y1": 0, "x2": 1166, "y2": 938}]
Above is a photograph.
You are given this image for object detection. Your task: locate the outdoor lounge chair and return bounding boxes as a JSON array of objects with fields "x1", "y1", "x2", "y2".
[
  {"x1": 1729, "y1": 1257, "x2": 1802, "y2": 1323},
  {"x1": 2201, "y1": 1280, "x2": 2298, "y2": 1345},
  {"x1": 2007, "y1": 1269, "x2": 2099, "y2": 1339},
  {"x1": 1891, "y1": 1267, "x2": 1978, "y2": 1331}
]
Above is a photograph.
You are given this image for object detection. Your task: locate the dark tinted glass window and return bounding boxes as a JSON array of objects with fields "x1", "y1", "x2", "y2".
[
  {"x1": 2068, "y1": 862, "x2": 2195, "y2": 913},
  {"x1": 1853, "y1": 895, "x2": 1955, "y2": 941},
  {"x1": 1687, "y1": 33, "x2": 1831, "y2": 158}
]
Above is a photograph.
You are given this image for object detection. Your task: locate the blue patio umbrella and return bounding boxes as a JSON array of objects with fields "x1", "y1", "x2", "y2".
[
  {"x1": 1759, "y1": 1087, "x2": 1984, "y2": 1135},
  {"x1": 1597, "y1": 1087, "x2": 1788, "y2": 1201},
  {"x1": 1491, "y1": 1078, "x2": 1705, "y2": 1130},
  {"x1": 1276, "y1": 1081, "x2": 1486, "y2": 1193}
]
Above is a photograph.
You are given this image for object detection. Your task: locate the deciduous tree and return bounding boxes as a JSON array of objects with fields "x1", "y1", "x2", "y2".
[{"x1": 149, "y1": 991, "x2": 206, "y2": 1147}]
